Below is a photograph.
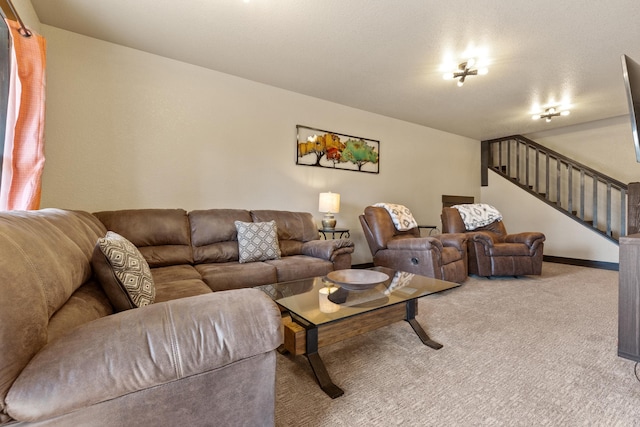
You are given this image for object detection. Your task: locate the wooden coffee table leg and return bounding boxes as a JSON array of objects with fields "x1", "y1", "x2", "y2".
[
  {"x1": 405, "y1": 299, "x2": 443, "y2": 350},
  {"x1": 277, "y1": 344, "x2": 289, "y2": 355},
  {"x1": 305, "y1": 326, "x2": 344, "y2": 398}
]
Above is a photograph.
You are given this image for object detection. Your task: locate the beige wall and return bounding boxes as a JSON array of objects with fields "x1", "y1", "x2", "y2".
[
  {"x1": 38, "y1": 26, "x2": 480, "y2": 265},
  {"x1": 30, "y1": 4, "x2": 635, "y2": 265}
]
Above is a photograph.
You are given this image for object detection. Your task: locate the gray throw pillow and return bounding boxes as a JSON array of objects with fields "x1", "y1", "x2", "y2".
[
  {"x1": 235, "y1": 220, "x2": 281, "y2": 263},
  {"x1": 92, "y1": 231, "x2": 156, "y2": 311}
]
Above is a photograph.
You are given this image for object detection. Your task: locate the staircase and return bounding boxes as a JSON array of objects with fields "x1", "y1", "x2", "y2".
[{"x1": 482, "y1": 135, "x2": 628, "y2": 244}]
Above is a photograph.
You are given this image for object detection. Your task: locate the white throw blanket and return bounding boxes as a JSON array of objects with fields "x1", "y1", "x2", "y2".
[
  {"x1": 373, "y1": 203, "x2": 418, "y2": 231},
  {"x1": 453, "y1": 203, "x2": 502, "y2": 230}
]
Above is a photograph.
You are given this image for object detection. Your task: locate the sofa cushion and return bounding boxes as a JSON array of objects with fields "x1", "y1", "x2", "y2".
[
  {"x1": 151, "y1": 264, "x2": 203, "y2": 283},
  {"x1": 150, "y1": 265, "x2": 212, "y2": 302},
  {"x1": 196, "y1": 262, "x2": 278, "y2": 291},
  {"x1": 93, "y1": 231, "x2": 156, "y2": 311},
  {"x1": 250, "y1": 210, "x2": 319, "y2": 256},
  {"x1": 154, "y1": 279, "x2": 213, "y2": 303},
  {"x1": 235, "y1": 220, "x2": 281, "y2": 263},
  {"x1": 46, "y1": 280, "x2": 114, "y2": 344},
  {"x1": 189, "y1": 209, "x2": 252, "y2": 263},
  {"x1": 93, "y1": 209, "x2": 193, "y2": 267}
]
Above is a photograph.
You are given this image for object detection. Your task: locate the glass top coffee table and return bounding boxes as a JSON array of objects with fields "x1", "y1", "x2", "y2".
[{"x1": 257, "y1": 267, "x2": 460, "y2": 398}]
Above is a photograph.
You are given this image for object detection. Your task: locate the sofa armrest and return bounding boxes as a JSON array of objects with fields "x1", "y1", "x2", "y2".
[
  {"x1": 505, "y1": 232, "x2": 546, "y2": 247},
  {"x1": 302, "y1": 239, "x2": 354, "y2": 261},
  {"x1": 6, "y1": 289, "x2": 282, "y2": 423},
  {"x1": 386, "y1": 236, "x2": 444, "y2": 252}
]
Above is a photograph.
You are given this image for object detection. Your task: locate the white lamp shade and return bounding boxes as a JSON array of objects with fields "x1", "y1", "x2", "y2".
[{"x1": 318, "y1": 192, "x2": 340, "y2": 213}]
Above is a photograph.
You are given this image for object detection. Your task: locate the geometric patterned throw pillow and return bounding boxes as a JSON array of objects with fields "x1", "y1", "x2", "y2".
[
  {"x1": 234, "y1": 220, "x2": 281, "y2": 264},
  {"x1": 95, "y1": 231, "x2": 155, "y2": 309}
]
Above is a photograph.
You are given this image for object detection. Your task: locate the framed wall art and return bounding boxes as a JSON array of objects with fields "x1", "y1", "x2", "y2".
[{"x1": 296, "y1": 125, "x2": 379, "y2": 174}]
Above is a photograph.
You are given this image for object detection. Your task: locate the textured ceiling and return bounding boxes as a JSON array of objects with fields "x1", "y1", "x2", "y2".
[{"x1": 29, "y1": 0, "x2": 640, "y2": 140}]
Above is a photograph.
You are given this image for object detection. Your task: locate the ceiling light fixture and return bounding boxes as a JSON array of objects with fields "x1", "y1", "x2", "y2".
[
  {"x1": 531, "y1": 106, "x2": 571, "y2": 122},
  {"x1": 443, "y1": 58, "x2": 488, "y2": 87}
]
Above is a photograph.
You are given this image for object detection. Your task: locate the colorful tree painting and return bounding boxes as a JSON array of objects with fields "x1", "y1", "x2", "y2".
[
  {"x1": 296, "y1": 125, "x2": 379, "y2": 174},
  {"x1": 341, "y1": 138, "x2": 379, "y2": 171}
]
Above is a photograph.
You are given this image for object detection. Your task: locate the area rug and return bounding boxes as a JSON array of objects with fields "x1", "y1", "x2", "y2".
[{"x1": 275, "y1": 262, "x2": 640, "y2": 426}]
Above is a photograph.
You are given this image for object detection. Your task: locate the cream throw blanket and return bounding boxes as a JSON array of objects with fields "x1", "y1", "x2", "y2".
[
  {"x1": 453, "y1": 203, "x2": 502, "y2": 230},
  {"x1": 373, "y1": 203, "x2": 418, "y2": 231}
]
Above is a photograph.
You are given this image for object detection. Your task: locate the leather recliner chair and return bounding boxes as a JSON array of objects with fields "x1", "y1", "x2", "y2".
[
  {"x1": 440, "y1": 207, "x2": 546, "y2": 277},
  {"x1": 359, "y1": 206, "x2": 468, "y2": 283}
]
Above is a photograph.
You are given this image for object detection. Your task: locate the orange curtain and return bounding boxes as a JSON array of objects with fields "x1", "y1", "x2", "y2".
[{"x1": 0, "y1": 19, "x2": 46, "y2": 211}]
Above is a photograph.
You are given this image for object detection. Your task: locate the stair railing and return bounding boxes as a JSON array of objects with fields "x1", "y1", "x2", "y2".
[{"x1": 482, "y1": 135, "x2": 627, "y2": 243}]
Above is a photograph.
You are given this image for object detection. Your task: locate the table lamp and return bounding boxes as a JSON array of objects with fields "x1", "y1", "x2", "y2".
[{"x1": 319, "y1": 192, "x2": 340, "y2": 229}]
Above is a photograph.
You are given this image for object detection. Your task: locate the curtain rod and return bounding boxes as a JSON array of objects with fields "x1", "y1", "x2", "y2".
[{"x1": 6, "y1": 0, "x2": 31, "y2": 37}]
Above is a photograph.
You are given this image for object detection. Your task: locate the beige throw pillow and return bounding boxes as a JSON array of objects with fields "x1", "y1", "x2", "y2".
[{"x1": 235, "y1": 220, "x2": 281, "y2": 263}]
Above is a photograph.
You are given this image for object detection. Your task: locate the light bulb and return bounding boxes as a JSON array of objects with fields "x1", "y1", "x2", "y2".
[
  {"x1": 546, "y1": 117, "x2": 552, "y2": 123},
  {"x1": 457, "y1": 80, "x2": 464, "y2": 87},
  {"x1": 466, "y1": 58, "x2": 476, "y2": 68},
  {"x1": 532, "y1": 114, "x2": 541, "y2": 120},
  {"x1": 478, "y1": 67, "x2": 489, "y2": 75},
  {"x1": 561, "y1": 110, "x2": 570, "y2": 116},
  {"x1": 547, "y1": 107, "x2": 556, "y2": 114},
  {"x1": 443, "y1": 72, "x2": 454, "y2": 80}
]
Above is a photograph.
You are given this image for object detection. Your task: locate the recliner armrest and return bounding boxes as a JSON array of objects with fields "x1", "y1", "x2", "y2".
[
  {"x1": 435, "y1": 233, "x2": 467, "y2": 250},
  {"x1": 471, "y1": 231, "x2": 498, "y2": 247},
  {"x1": 504, "y1": 232, "x2": 546, "y2": 247},
  {"x1": 386, "y1": 236, "x2": 444, "y2": 252},
  {"x1": 302, "y1": 239, "x2": 355, "y2": 261},
  {"x1": 6, "y1": 289, "x2": 282, "y2": 423}
]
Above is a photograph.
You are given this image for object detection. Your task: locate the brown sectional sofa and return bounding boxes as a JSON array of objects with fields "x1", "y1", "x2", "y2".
[
  {"x1": 0, "y1": 208, "x2": 354, "y2": 426},
  {"x1": 93, "y1": 208, "x2": 355, "y2": 295}
]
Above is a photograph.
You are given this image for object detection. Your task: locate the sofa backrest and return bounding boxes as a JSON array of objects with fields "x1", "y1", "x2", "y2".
[
  {"x1": 93, "y1": 209, "x2": 193, "y2": 267},
  {"x1": 93, "y1": 208, "x2": 321, "y2": 265},
  {"x1": 188, "y1": 209, "x2": 252, "y2": 263},
  {"x1": 0, "y1": 209, "x2": 106, "y2": 410},
  {"x1": 250, "y1": 210, "x2": 318, "y2": 256}
]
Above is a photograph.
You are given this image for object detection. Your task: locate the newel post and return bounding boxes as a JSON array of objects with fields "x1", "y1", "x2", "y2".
[
  {"x1": 481, "y1": 140, "x2": 490, "y2": 186},
  {"x1": 628, "y1": 182, "x2": 640, "y2": 235}
]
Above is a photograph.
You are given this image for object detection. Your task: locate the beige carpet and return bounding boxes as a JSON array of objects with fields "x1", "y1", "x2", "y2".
[{"x1": 275, "y1": 262, "x2": 640, "y2": 426}]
